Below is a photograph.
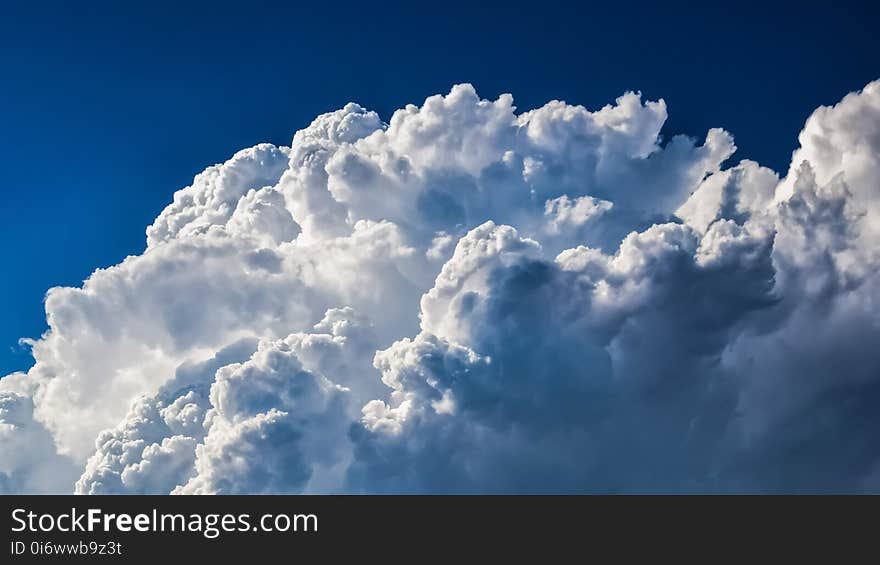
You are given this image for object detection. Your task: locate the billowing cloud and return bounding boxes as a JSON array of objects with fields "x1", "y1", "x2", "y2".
[{"x1": 2, "y1": 80, "x2": 879, "y2": 493}]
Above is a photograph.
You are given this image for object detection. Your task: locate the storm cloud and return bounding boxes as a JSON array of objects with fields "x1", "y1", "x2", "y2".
[{"x1": 2, "y1": 81, "x2": 880, "y2": 493}]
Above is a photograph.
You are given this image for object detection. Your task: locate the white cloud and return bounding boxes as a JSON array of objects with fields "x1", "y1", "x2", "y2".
[
  {"x1": 0, "y1": 385, "x2": 79, "y2": 493},
  {"x1": 3, "y1": 80, "x2": 880, "y2": 492},
  {"x1": 176, "y1": 334, "x2": 352, "y2": 494}
]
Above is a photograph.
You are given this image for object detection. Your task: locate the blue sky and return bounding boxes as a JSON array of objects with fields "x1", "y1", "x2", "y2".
[{"x1": 1, "y1": 0, "x2": 878, "y2": 376}]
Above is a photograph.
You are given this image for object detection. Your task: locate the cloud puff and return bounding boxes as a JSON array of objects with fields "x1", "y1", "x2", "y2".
[
  {"x1": 3, "y1": 79, "x2": 880, "y2": 493},
  {"x1": 0, "y1": 387, "x2": 79, "y2": 493},
  {"x1": 175, "y1": 334, "x2": 352, "y2": 495}
]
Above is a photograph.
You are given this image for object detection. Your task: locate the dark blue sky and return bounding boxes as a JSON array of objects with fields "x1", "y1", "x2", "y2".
[{"x1": 1, "y1": 0, "x2": 877, "y2": 375}]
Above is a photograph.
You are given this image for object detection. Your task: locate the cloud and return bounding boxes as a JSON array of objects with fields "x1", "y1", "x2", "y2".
[
  {"x1": 0, "y1": 387, "x2": 80, "y2": 493},
  {"x1": 175, "y1": 333, "x2": 352, "y2": 495},
  {"x1": 2, "y1": 79, "x2": 880, "y2": 493}
]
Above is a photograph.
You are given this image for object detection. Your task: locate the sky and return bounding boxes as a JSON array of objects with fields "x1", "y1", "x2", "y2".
[
  {"x1": 2, "y1": 1, "x2": 880, "y2": 495},
  {"x1": 2, "y1": 0, "x2": 878, "y2": 375}
]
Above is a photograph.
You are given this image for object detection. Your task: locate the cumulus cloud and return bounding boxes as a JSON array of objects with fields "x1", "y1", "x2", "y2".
[{"x1": 2, "y1": 79, "x2": 880, "y2": 493}]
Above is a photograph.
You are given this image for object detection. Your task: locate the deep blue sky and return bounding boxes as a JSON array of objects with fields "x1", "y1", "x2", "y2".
[{"x1": 1, "y1": 0, "x2": 877, "y2": 375}]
